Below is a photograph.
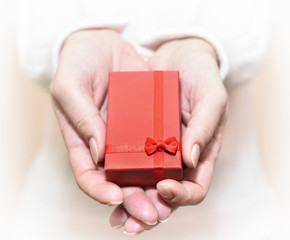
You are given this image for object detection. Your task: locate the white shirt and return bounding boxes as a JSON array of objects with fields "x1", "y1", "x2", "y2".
[{"x1": 17, "y1": 0, "x2": 270, "y2": 87}]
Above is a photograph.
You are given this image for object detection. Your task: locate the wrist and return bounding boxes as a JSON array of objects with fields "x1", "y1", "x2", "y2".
[
  {"x1": 162, "y1": 38, "x2": 218, "y2": 64},
  {"x1": 189, "y1": 38, "x2": 218, "y2": 63},
  {"x1": 153, "y1": 37, "x2": 220, "y2": 74},
  {"x1": 61, "y1": 29, "x2": 120, "y2": 54}
]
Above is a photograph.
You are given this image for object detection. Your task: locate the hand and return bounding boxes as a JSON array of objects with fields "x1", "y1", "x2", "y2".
[
  {"x1": 110, "y1": 38, "x2": 229, "y2": 234},
  {"x1": 152, "y1": 38, "x2": 229, "y2": 205},
  {"x1": 51, "y1": 30, "x2": 170, "y2": 232}
]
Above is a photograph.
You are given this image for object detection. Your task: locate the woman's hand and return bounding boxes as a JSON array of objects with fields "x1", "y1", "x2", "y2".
[
  {"x1": 51, "y1": 29, "x2": 169, "y2": 230},
  {"x1": 109, "y1": 38, "x2": 229, "y2": 234},
  {"x1": 152, "y1": 38, "x2": 229, "y2": 206}
]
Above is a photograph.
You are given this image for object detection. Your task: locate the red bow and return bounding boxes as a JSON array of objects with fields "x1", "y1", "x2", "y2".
[{"x1": 145, "y1": 137, "x2": 178, "y2": 155}]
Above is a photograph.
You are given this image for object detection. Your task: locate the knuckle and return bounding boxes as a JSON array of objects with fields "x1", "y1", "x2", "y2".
[
  {"x1": 70, "y1": 136, "x2": 87, "y2": 150},
  {"x1": 185, "y1": 189, "x2": 193, "y2": 205},
  {"x1": 75, "y1": 170, "x2": 93, "y2": 196},
  {"x1": 186, "y1": 186, "x2": 207, "y2": 205},
  {"x1": 75, "y1": 118, "x2": 89, "y2": 137},
  {"x1": 199, "y1": 126, "x2": 214, "y2": 143}
]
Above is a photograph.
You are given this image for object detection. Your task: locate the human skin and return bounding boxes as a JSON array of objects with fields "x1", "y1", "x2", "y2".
[{"x1": 50, "y1": 29, "x2": 228, "y2": 235}]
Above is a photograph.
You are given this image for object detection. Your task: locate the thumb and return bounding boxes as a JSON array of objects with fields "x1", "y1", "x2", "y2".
[
  {"x1": 50, "y1": 69, "x2": 108, "y2": 164},
  {"x1": 182, "y1": 88, "x2": 228, "y2": 169}
]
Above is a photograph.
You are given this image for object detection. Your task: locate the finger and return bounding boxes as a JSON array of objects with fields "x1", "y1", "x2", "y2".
[
  {"x1": 124, "y1": 216, "x2": 158, "y2": 235},
  {"x1": 157, "y1": 164, "x2": 214, "y2": 206},
  {"x1": 53, "y1": 101, "x2": 123, "y2": 205},
  {"x1": 111, "y1": 188, "x2": 171, "y2": 233},
  {"x1": 182, "y1": 85, "x2": 228, "y2": 169},
  {"x1": 122, "y1": 187, "x2": 159, "y2": 226},
  {"x1": 157, "y1": 171, "x2": 212, "y2": 206},
  {"x1": 144, "y1": 187, "x2": 171, "y2": 222},
  {"x1": 157, "y1": 119, "x2": 226, "y2": 206},
  {"x1": 109, "y1": 205, "x2": 130, "y2": 229}
]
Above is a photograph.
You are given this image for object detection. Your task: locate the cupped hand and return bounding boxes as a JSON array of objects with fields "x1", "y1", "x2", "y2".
[
  {"x1": 50, "y1": 29, "x2": 171, "y2": 233},
  {"x1": 152, "y1": 38, "x2": 229, "y2": 205},
  {"x1": 110, "y1": 38, "x2": 229, "y2": 234}
]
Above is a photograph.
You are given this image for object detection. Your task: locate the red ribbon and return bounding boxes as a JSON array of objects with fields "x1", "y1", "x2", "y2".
[
  {"x1": 145, "y1": 137, "x2": 178, "y2": 155},
  {"x1": 153, "y1": 71, "x2": 165, "y2": 181}
]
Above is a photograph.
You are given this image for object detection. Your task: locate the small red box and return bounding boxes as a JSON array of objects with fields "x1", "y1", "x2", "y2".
[{"x1": 105, "y1": 71, "x2": 183, "y2": 186}]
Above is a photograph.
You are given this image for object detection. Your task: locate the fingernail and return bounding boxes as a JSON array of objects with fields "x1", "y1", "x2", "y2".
[
  {"x1": 191, "y1": 144, "x2": 200, "y2": 169},
  {"x1": 144, "y1": 220, "x2": 158, "y2": 226},
  {"x1": 158, "y1": 184, "x2": 174, "y2": 200},
  {"x1": 124, "y1": 230, "x2": 138, "y2": 236},
  {"x1": 158, "y1": 218, "x2": 169, "y2": 223},
  {"x1": 89, "y1": 137, "x2": 99, "y2": 164},
  {"x1": 108, "y1": 201, "x2": 123, "y2": 206},
  {"x1": 110, "y1": 224, "x2": 123, "y2": 229}
]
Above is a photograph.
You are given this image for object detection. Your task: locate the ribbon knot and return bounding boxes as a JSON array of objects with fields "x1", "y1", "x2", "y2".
[{"x1": 145, "y1": 137, "x2": 178, "y2": 155}]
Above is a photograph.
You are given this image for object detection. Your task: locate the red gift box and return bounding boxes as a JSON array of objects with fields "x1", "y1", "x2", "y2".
[{"x1": 105, "y1": 71, "x2": 183, "y2": 186}]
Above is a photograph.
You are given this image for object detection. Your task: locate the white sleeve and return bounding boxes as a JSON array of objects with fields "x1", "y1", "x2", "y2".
[
  {"x1": 16, "y1": 0, "x2": 127, "y2": 89},
  {"x1": 18, "y1": 0, "x2": 270, "y2": 88},
  {"x1": 135, "y1": 0, "x2": 271, "y2": 85}
]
